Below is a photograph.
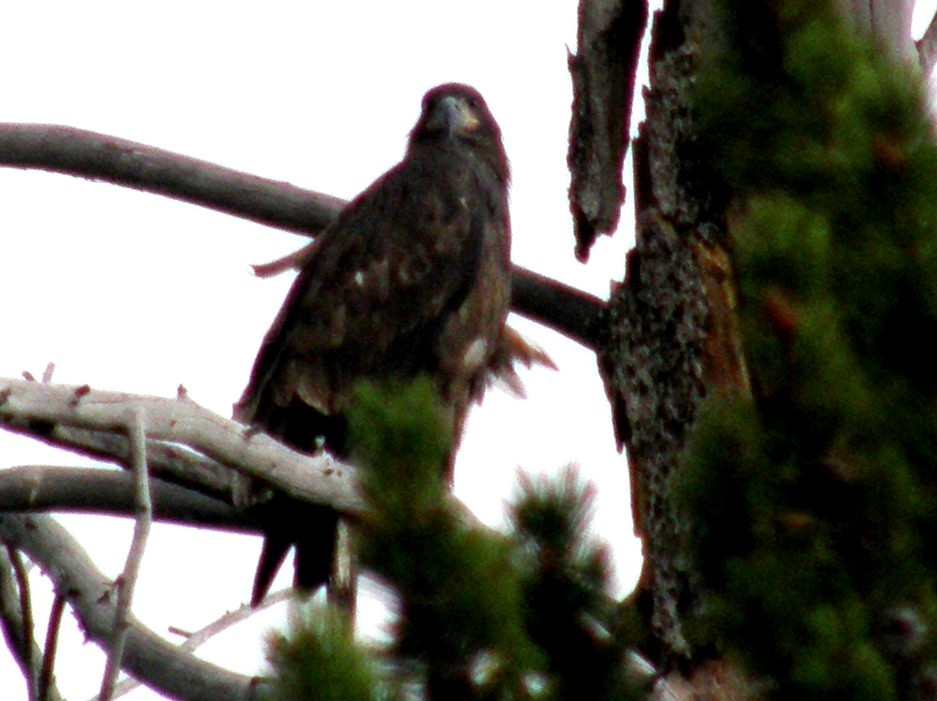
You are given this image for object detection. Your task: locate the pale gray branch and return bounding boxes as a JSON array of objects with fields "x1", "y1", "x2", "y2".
[
  {"x1": 0, "y1": 547, "x2": 48, "y2": 701},
  {"x1": 109, "y1": 588, "x2": 291, "y2": 700},
  {"x1": 0, "y1": 465, "x2": 253, "y2": 530},
  {"x1": 836, "y1": 0, "x2": 917, "y2": 66},
  {"x1": 0, "y1": 548, "x2": 65, "y2": 701},
  {"x1": 0, "y1": 513, "x2": 264, "y2": 701},
  {"x1": 1, "y1": 421, "x2": 246, "y2": 505},
  {"x1": 0, "y1": 377, "x2": 363, "y2": 515},
  {"x1": 100, "y1": 409, "x2": 151, "y2": 701}
]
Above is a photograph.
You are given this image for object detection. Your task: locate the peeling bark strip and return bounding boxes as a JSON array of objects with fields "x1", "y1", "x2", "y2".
[{"x1": 567, "y1": 0, "x2": 648, "y2": 261}]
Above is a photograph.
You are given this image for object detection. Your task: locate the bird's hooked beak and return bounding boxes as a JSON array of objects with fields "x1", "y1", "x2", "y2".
[{"x1": 430, "y1": 95, "x2": 481, "y2": 137}]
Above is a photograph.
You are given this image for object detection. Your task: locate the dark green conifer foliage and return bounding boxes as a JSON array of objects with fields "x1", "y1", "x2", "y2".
[
  {"x1": 680, "y1": 0, "x2": 937, "y2": 697},
  {"x1": 262, "y1": 379, "x2": 640, "y2": 699},
  {"x1": 264, "y1": 606, "x2": 382, "y2": 701},
  {"x1": 511, "y1": 468, "x2": 643, "y2": 701},
  {"x1": 350, "y1": 378, "x2": 537, "y2": 699}
]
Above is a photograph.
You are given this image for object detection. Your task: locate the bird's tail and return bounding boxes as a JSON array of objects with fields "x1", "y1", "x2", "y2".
[{"x1": 251, "y1": 496, "x2": 339, "y2": 606}]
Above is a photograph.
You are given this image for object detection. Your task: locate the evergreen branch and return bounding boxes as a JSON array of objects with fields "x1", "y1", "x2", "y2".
[
  {"x1": 0, "y1": 513, "x2": 263, "y2": 701},
  {"x1": 0, "y1": 123, "x2": 608, "y2": 350}
]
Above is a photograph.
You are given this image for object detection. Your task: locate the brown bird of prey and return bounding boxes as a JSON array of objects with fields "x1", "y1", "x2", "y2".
[{"x1": 235, "y1": 83, "x2": 517, "y2": 606}]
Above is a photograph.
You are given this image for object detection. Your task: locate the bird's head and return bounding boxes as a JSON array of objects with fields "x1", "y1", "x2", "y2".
[{"x1": 410, "y1": 83, "x2": 508, "y2": 183}]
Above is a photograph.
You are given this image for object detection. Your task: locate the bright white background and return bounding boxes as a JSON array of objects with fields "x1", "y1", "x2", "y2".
[{"x1": 0, "y1": 3, "x2": 935, "y2": 700}]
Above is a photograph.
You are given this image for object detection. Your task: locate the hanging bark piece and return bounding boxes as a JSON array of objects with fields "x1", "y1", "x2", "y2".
[{"x1": 567, "y1": 0, "x2": 648, "y2": 261}]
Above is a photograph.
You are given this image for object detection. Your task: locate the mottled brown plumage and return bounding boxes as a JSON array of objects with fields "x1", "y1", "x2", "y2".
[{"x1": 236, "y1": 83, "x2": 514, "y2": 605}]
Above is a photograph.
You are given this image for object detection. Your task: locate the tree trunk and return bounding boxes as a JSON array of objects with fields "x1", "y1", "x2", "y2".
[{"x1": 598, "y1": 0, "x2": 749, "y2": 668}]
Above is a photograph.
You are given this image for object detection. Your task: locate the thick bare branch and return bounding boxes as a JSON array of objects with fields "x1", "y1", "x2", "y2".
[
  {"x1": 254, "y1": 245, "x2": 607, "y2": 348},
  {"x1": 836, "y1": 0, "x2": 918, "y2": 66},
  {"x1": 1, "y1": 419, "x2": 245, "y2": 504},
  {"x1": 0, "y1": 382, "x2": 484, "y2": 530},
  {"x1": 0, "y1": 466, "x2": 253, "y2": 531},
  {"x1": 0, "y1": 513, "x2": 263, "y2": 701},
  {"x1": 0, "y1": 124, "x2": 345, "y2": 235},
  {"x1": 511, "y1": 266, "x2": 607, "y2": 347},
  {"x1": 0, "y1": 123, "x2": 608, "y2": 349},
  {"x1": 0, "y1": 377, "x2": 363, "y2": 515}
]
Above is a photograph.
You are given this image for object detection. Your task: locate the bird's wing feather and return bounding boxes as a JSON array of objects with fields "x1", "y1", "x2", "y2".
[{"x1": 236, "y1": 147, "x2": 495, "y2": 426}]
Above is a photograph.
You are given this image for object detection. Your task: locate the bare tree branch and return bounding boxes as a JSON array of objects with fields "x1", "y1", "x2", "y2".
[
  {"x1": 0, "y1": 123, "x2": 608, "y2": 349},
  {"x1": 253, "y1": 242, "x2": 606, "y2": 348},
  {"x1": 1, "y1": 420, "x2": 246, "y2": 505},
  {"x1": 0, "y1": 466, "x2": 254, "y2": 531},
  {"x1": 0, "y1": 123, "x2": 345, "y2": 235},
  {"x1": 109, "y1": 588, "x2": 292, "y2": 701},
  {"x1": 7, "y1": 547, "x2": 38, "y2": 701},
  {"x1": 0, "y1": 380, "x2": 485, "y2": 529},
  {"x1": 39, "y1": 595, "x2": 65, "y2": 701},
  {"x1": 0, "y1": 377, "x2": 363, "y2": 515},
  {"x1": 869, "y1": 0, "x2": 917, "y2": 65},
  {"x1": 100, "y1": 409, "x2": 152, "y2": 701},
  {"x1": 0, "y1": 513, "x2": 264, "y2": 701},
  {"x1": 0, "y1": 548, "x2": 64, "y2": 701},
  {"x1": 511, "y1": 266, "x2": 607, "y2": 348}
]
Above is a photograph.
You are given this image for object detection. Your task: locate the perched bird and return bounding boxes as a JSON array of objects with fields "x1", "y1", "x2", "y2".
[{"x1": 235, "y1": 83, "x2": 521, "y2": 606}]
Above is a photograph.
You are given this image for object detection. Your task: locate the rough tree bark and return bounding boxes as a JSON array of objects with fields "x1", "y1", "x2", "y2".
[
  {"x1": 595, "y1": 0, "x2": 927, "y2": 683},
  {"x1": 594, "y1": 0, "x2": 747, "y2": 670}
]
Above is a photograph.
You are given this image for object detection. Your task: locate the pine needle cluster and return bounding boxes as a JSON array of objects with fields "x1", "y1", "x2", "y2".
[{"x1": 264, "y1": 378, "x2": 641, "y2": 700}]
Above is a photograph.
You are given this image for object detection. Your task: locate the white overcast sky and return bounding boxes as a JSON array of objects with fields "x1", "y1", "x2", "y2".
[{"x1": 1, "y1": 3, "x2": 935, "y2": 700}]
